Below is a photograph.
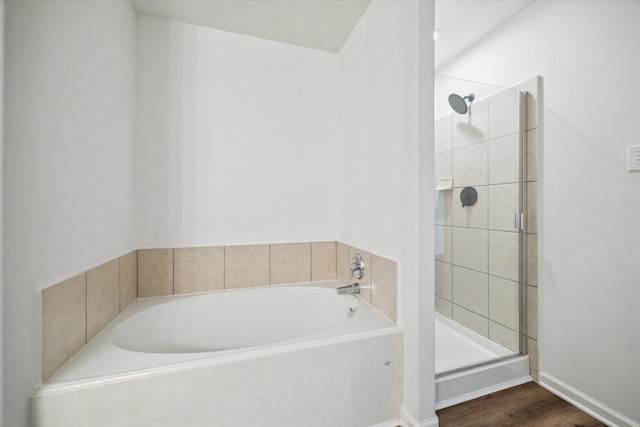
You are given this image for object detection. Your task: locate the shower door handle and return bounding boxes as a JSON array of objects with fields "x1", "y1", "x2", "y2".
[{"x1": 514, "y1": 213, "x2": 525, "y2": 230}]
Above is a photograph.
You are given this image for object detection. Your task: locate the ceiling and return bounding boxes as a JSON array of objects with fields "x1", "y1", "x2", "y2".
[
  {"x1": 131, "y1": 0, "x2": 371, "y2": 53},
  {"x1": 434, "y1": 0, "x2": 535, "y2": 69},
  {"x1": 131, "y1": 0, "x2": 535, "y2": 63}
]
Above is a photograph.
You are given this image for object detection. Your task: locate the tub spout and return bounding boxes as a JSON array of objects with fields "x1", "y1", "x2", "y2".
[{"x1": 336, "y1": 283, "x2": 360, "y2": 295}]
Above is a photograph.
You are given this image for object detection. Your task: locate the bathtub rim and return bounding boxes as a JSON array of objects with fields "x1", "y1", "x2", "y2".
[{"x1": 34, "y1": 324, "x2": 403, "y2": 397}]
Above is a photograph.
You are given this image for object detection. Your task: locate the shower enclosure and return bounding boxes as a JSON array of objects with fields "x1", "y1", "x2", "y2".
[{"x1": 434, "y1": 75, "x2": 530, "y2": 408}]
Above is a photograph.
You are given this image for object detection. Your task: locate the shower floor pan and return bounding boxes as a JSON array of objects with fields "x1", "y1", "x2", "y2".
[{"x1": 435, "y1": 313, "x2": 531, "y2": 409}]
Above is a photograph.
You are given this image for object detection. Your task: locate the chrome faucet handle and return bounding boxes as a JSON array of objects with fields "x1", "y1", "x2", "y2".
[
  {"x1": 350, "y1": 253, "x2": 365, "y2": 280},
  {"x1": 350, "y1": 263, "x2": 359, "y2": 276}
]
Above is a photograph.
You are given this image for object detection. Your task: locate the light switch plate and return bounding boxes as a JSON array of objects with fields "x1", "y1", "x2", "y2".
[{"x1": 628, "y1": 145, "x2": 640, "y2": 172}]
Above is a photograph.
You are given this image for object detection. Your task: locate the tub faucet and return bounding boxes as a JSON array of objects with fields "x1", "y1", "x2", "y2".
[{"x1": 336, "y1": 283, "x2": 360, "y2": 295}]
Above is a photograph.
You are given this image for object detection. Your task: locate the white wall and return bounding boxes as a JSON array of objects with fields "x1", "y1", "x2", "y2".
[
  {"x1": 136, "y1": 15, "x2": 339, "y2": 248},
  {"x1": 338, "y1": 1, "x2": 435, "y2": 423},
  {"x1": 4, "y1": 1, "x2": 137, "y2": 425},
  {"x1": 438, "y1": 0, "x2": 640, "y2": 423}
]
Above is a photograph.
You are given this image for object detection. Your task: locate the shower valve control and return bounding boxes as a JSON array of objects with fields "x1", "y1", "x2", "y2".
[
  {"x1": 350, "y1": 253, "x2": 365, "y2": 280},
  {"x1": 628, "y1": 145, "x2": 640, "y2": 172}
]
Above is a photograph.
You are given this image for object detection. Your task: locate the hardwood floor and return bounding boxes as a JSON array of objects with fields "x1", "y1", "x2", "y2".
[{"x1": 436, "y1": 382, "x2": 607, "y2": 427}]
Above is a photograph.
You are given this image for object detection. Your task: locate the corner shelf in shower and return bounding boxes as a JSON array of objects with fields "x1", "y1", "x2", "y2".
[{"x1": 435, "y1": 177, "x2": 453, "y2": 191}]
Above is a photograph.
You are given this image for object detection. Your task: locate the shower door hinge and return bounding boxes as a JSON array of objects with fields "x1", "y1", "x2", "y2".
[{"x1": 514, "y1": 212, "x2": 525, "y2": 231}]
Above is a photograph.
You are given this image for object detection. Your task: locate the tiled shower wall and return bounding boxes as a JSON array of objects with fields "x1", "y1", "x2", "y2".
[
  {"x1": 434, "y1": 77, "x2": 539, "y2": 378},
  {"x1": 41, "y1": 241, "x2": 397, "y2": 381}
]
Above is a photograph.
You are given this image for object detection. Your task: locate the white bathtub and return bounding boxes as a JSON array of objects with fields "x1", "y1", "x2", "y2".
[{"x1": 32, "y1": 281, "x2": 403, "y2": 427}]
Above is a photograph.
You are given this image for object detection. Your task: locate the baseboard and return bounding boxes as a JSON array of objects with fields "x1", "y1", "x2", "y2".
[
  {"x1": 539, "y1": 372, "x2": 640, "y2": 427},
  {"x1": 400, "y1": 407, "x2": 439, "y2": 427},
  {"x1": 370, "y1": 419, "x2": 404, "y2": 427}
]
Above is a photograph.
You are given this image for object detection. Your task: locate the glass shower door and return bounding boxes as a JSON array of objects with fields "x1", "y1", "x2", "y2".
[{"x1": 434, "y1": 75, "x2": 526, "y2": 375}]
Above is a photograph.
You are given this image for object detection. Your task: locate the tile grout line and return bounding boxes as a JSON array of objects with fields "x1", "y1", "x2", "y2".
[
  {"x1": 335, "y1": 241, "x2": 340, "y2": 283},
  {"x1": 223, "y1": 246, "x2": 228, "y2": 290},
  {"x1": 172, "y1": 248, "x2": 175, "y2": 295},
  {"x1": 309, "y1": 242, "x2": 313, "y2": 282},
  {"x1": 268, "y1": 244, "x2": 272, "y2": 286},
  {"x1": 117, "y1": 256, "x2": 121, "y2": 313},
  {"x1": 84, "y1": 272, "x2": 88, "y2": 344}
]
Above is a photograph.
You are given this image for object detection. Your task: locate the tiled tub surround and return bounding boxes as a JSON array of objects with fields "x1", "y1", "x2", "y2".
[
  {"x1": 41, "y1": 241, "x2": 397, "y2": 381},
  {"x1": 41, "y1": 252, "x2": 137, "y2": 381},
  {"x1": 137, "y1": 242, "x2": 397, "y2": 322},
  {"x1": 434, "y1": 77, "x2": 539, "y2": 378}
]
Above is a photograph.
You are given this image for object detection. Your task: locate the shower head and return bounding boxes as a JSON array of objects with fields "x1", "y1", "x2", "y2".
[{"x1": 448, "y1": 93, "x2": 475, "y2": 114}]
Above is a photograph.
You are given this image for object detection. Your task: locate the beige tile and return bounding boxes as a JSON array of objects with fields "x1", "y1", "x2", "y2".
[
  {"x1": 311, "y1": 242, "x2": 337, "y2": 281},
  {"x1": 524, "y1": 91, "x2": 537, "y2": 132},
  {"x1": 453, "y1": 266, "x2": 488, "y2": 317},
  {"x1": 488, "y1": 133, "x2": 519, "y2": 185},
  {"x1": 514, "y1": 77, "x2": 537, "y2": 98},
  {"x1": 527, "y1": 285, "x2": 538, "y2": 340},
  {"x1": 225, "y1": 244, "x2": 270, "y2": 289},
  {"x1": 87, "y1": 259, "x2": 120, "y2": 341},
  {"x1": 452, "y1": 142, "x2": 488, "y2": 188},
  {"x1": 371, "y1": 255, "x2": 397, "y2": 322},
  {"x1": 527, "y1": 337, "x2": 539, "y2": 381},
  {"x1": 435, "y1": 225, "x2": 453, "y2": 264},
  {"x1": 527, "y1": 234, "x2": 538, "y2": 286},
  {"x1": 138, "y1": 249, "x2": 174, "y2": 297},
  {"x1": 270, "y1": 243, "x2": 311, "y2": 285},
  {"x1": 526, "y1": 129, "x2": 538, "y2": 182},
  {"x1": 174, "y1": 246, "x2": 224, "y2": 294},
  {"x1": 488, "y1": 231, "x2": 519, "y2": 282},
  {"x1": 526, "y1": 182, "x2": 538, "y2": 233},
  {"x1": 514, "y1": 76, "x2": 539, "y2": 98},
  {"x1": 453, "y1": 186, "x2": 488, "y2": 229},
  {"x1": 336, "y1": 242, "x2": 350, "y2": 285},
  {"x1": 488, "y1": 183, "x2": 519, "y2": 232},
  {"x1": 453, "y1": 98, "x2": 488, "y2": 149},
  {"x1": 488, "y1": 88, "x2": 520, "y2": 140},
  {"x1": 119, "y1": 251, "x2": 137, "y2": 311},
  {"x1": 434, "y1": 151, "x2": 453, "y2": 185},
  {"x1": 435, "y1": 260, "x2": 453, "y2": 300},
  {"x1": 489, "y1": 321, "x2": 519, "y2": 352},
  {"x1": 436, "y1": 296, "x2": 453, "y2": 318},
  {"x1": 453, "y1": 304, "x2": 488, "y2": 337},
  {"x1": 435, "y1": 114, "x2": 453, "y2": 154},
  {"x1": 452, "y1": 227, "x2": 488, "y2": 273},
  {"x1": 435, "y1": 190, "x2": 453, "y2": 226},
  {"x1": 42, "y1": 274, "x2": 87, "y2": 381},
  {"x1": 488, "y1": 275, "x2": 519, "y2": 330},
  {"x1": 350, "y1": 247, "x2": 372, "y2": 303},
  {"x1": 120, "y1": 251, "x2": 138, "y2": 312}
]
